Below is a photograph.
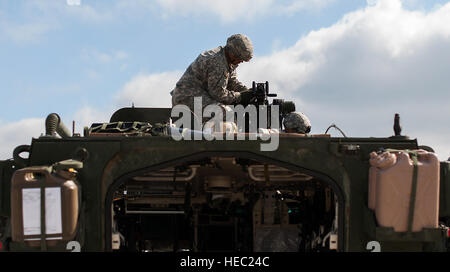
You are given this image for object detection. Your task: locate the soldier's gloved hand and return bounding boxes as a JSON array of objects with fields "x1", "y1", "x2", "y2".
[{"x1": 238, "y1": 90, "x2": 255, "y2": 105}]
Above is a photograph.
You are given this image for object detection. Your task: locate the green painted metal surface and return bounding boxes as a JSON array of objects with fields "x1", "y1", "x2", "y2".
[{"x1": 0, "y1": 108, "x2": 448, "y2": 252}]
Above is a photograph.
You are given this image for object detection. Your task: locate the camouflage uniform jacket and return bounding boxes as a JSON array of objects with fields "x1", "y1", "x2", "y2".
[{"x1": 171, "y1": 46, "x2": 248, "y2": 110}]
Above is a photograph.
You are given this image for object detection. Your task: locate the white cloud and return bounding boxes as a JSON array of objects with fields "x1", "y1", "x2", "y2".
[
  {"x1": 276, "y1": 0, "x2": 336, "y2": 15},
  {"x1": 23, "y1": 0, "x2": 158, "y2": 24},
  {"x1": 109, "y1": 0, "x2": 450, "y2": 160},
  {"x1": 0, "y1": 20, "x2": 57, "y2": 44},
  {"x1": 26, "y1": 0, "x2": 336, "y2": 24},
  {"x1": 0, "y1": 118, "x2": 44, "y2": 160},
  {"x1": 156, "y1": 0, "x2": 334, "y2": 22},
  {"x1": 0, "y1": 2, "x2": 59, "y2": 44},
  {"x1": 235, "y1": 0, "x2": 450, "y2": 160},
  {"x1": 0, "y1": 109, "x2": 111, "y2": 160},
  {"x1": 81, "y1": 49, "x2": 129, "y2": 64},
  {"x1": 67, "y1": 0, "x2": 81, "y2": 7},
  {"x1": 114, "y1": 71, "x2": 182, "y2": 108},
  {"x1": 155, "y1": 0, "x2": 271, "y2": 22},
  {"x1": 3, "y1": 0, "x2": 334, "y2": 29},
  {"x1": 0, "y1": 0, "x2": 117, "y2": 45},
  {"x1": 71, "y1": 106, "x2": 113, "y2": 130},
  {"x1": 28, "y1": 0, "x2": 114, "y2": 23},
  {"x1": 86, "y1": 69, "x2": 100, "y2": 80},
  {"x1": 0, "y1": 70, "x2": 180, "y2": 160},
  {"x1": 155, "y1": 0, "x2": 335, "y2": 22}
]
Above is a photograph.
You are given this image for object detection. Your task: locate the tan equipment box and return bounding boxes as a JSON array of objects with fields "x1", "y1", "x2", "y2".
[
  {"x1": 368, "y1": 149, "x2": 439, "y2": 232},
  {"x1": 11, "y1": 165, "x2": 79, "y2": 247}
]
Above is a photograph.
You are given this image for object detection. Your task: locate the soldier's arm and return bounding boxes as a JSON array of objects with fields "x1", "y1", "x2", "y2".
[
  {"x1": 227, "y1": 70, "x2": 248, "y2": 93},
  {"x1": 207, "y1": 67, "x2": 241, "y2": 104}
]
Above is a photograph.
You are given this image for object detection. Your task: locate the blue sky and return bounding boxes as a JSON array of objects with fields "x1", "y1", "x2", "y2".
[
  {"x1": 0, "y1": 0, "x2": 368, "y2": 120},
  {"x1": 0, "y1": 0, "x2": 449, "y2": 160}
]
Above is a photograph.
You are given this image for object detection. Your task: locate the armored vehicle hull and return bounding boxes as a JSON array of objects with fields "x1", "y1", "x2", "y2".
[{"x1": 0, "y1": 107, "x2": 448, "y2": 252}]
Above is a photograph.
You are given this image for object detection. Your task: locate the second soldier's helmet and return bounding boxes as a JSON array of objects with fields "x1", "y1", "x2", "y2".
[
  {"x1": 283, "y1": 112, "x2": 312, "y2": 134},
  {"x1": 225, "y1": 34, "x2": 253, "y2": 62}
]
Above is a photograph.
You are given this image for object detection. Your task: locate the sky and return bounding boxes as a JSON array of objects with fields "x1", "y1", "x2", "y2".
[{"x1": 0, "y1": 0, "x2": 449, "y2": 161}]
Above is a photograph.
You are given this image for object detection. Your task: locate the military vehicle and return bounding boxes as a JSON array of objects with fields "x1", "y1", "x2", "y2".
[{"x1": 0, "y1": 82, "x2": 449, "y2": 253}]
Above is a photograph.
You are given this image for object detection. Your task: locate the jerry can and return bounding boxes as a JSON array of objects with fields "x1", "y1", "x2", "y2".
[
  {"x1": 10, "y1": 163, "x2": 79, "y2": 247},
  {"x1": 368, "y1": 151, "x2": 397, "y2": 210},
  {"x1": 368, "y1": 150, "x2": 440, "y2": 232}
]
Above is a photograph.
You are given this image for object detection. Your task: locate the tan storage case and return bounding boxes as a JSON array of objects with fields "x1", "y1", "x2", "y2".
[
  {"x1": 368, "y1": 150, "x2": 440, "y2": 232},
  {"x1": 368, "y1": 152, "x2": 397, "y2": 210},
  {"x1": 11, "y1": 166, "x2": 79, "y2": 246}
]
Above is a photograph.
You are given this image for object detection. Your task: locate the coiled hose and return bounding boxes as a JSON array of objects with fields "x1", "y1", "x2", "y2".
[{"x1": 45, "y1": 113, "x2": 71, "y2": 138}]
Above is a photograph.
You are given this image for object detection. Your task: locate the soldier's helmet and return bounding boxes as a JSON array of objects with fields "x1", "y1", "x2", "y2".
[
  {"x1": 225, "y1": 34, "x2": 253, "y2": 62},
  {"x1": 283, "y1": 112, "x2": 311, "y2": 134}
]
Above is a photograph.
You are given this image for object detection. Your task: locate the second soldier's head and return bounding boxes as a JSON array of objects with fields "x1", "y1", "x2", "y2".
[{"x1": 283, "y1": 112, "x2": 312, "y2": 134}]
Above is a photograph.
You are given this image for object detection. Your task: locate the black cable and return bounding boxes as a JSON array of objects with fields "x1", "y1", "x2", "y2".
[{"x1": 325, "y1": 124, "x2": 347, "y2": 137}]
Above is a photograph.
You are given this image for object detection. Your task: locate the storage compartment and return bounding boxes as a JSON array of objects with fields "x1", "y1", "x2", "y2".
[
  {"x1": 368, "y1": 150, "x2": 440, "y2": 232},
  {"x1": 111, "y1": 157, "x2": 340, "y2": 252},
  {"x1": 10, "y1": 166, "x2": 79, "y2": 247}
]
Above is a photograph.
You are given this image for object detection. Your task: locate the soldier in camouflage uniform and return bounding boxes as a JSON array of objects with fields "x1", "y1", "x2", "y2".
[
  {"x1": 283, "y1": 112, "x2": 311, "y2": 134},
  {"x1": 171, "y1": 34, "x2": 255, "y2": 112}
]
